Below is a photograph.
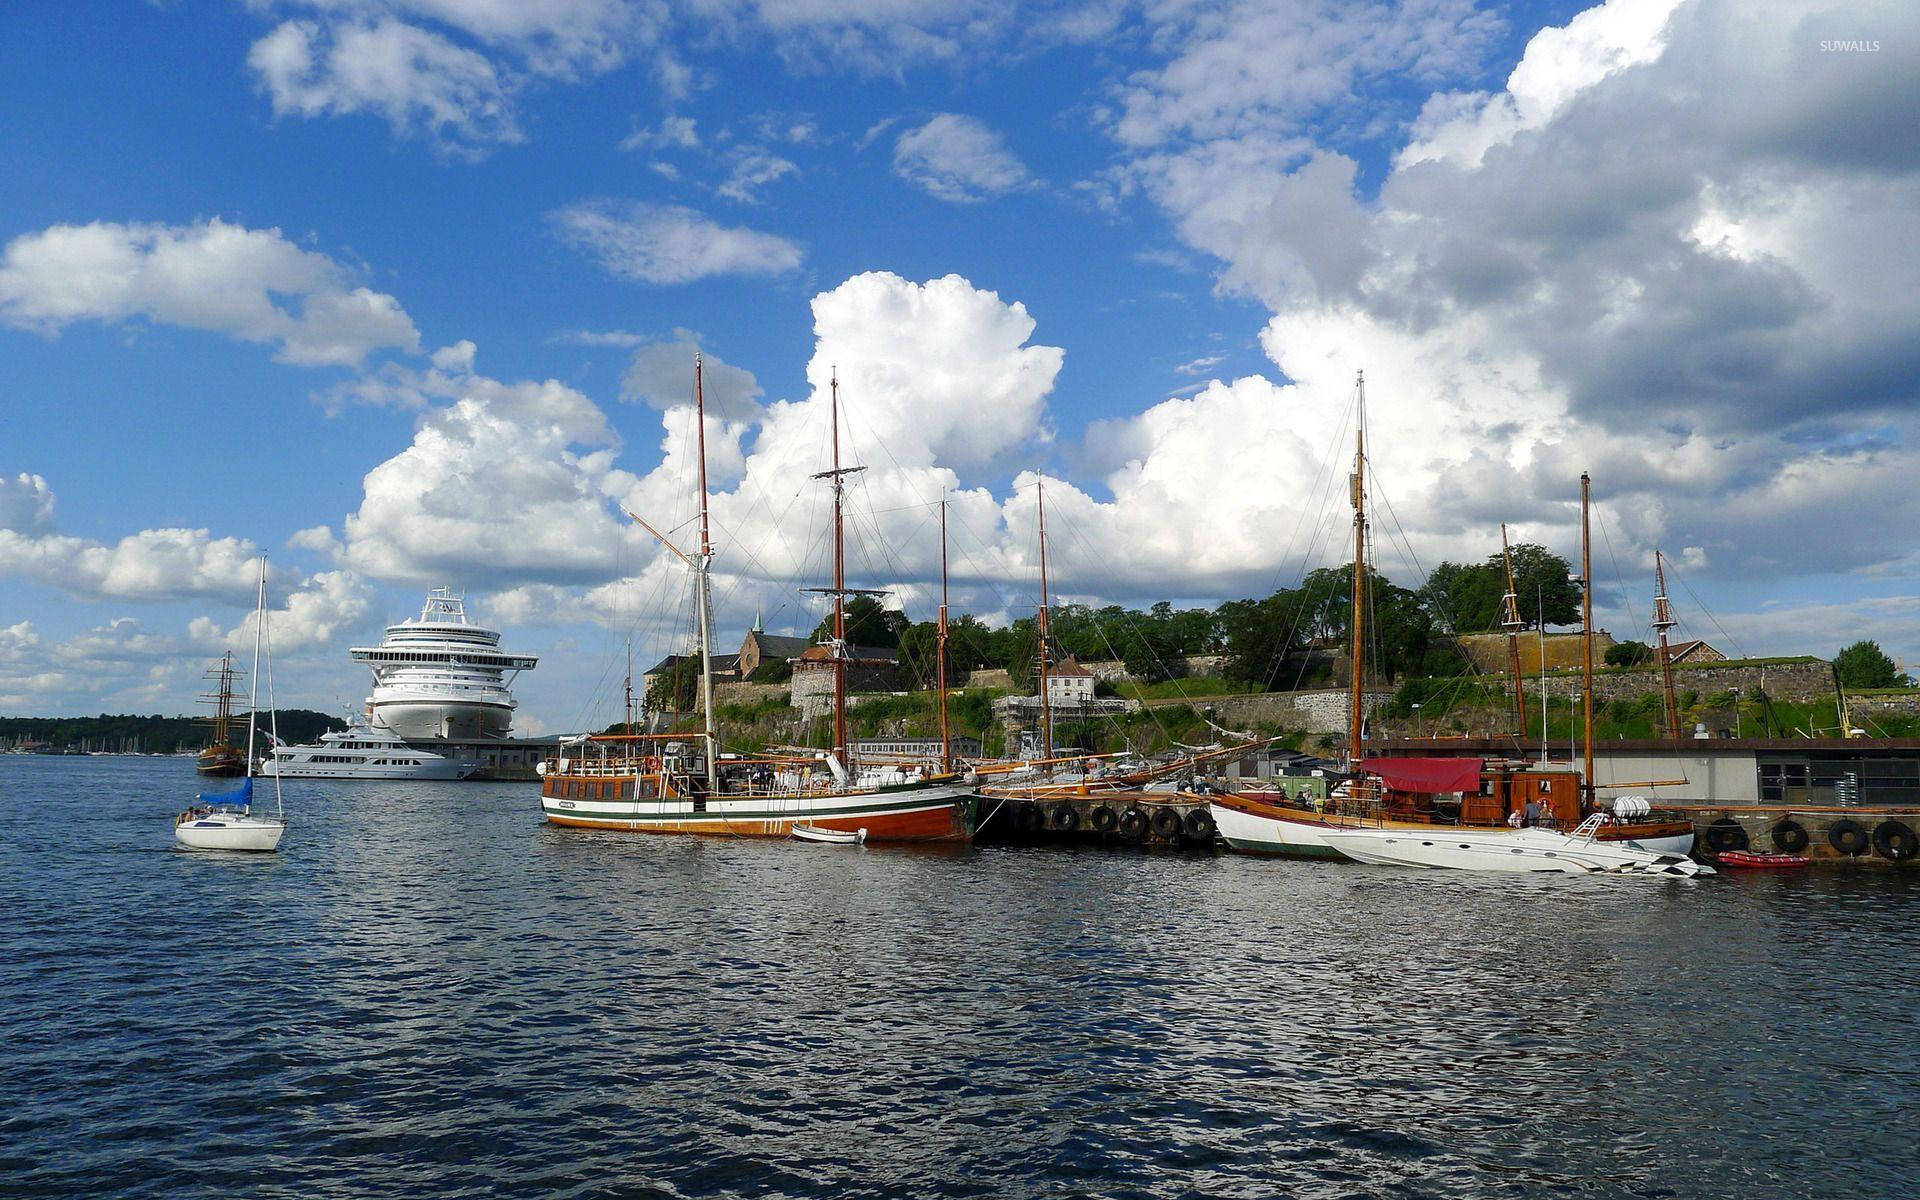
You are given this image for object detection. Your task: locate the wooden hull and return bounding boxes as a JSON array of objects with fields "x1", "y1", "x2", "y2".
[{"x1": 542, "y1": 780, "x2": 973, "y2": 843}]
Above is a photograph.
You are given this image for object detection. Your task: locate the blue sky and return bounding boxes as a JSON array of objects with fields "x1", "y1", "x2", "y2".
[{"x1": 3, "y1": 1, "x2": 1916, "y2": 729}]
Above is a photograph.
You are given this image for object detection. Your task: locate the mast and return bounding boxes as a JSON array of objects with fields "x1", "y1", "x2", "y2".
[
  {"x1": 937, "y1": 493, "x2": 951, "y2": 773},
  {"x1": 803, "y1": 367, "x2": 874, "y2": 778},
  {"x1": 624, "y1": 637, "x2": 634, "y2": 738},
  {"x1": 261, "y1": 557, "x2": 283, "y2": 818},
  {"x1": 694, "y1": 354, "x2": 718, "y2": 794},
  {"x1": 246, "y1": 566, "x2": 263, "y2": 788},
  {"x1": 1499, "y1": 523, "x2": 1528, "y2": 736},
  {"x1": 1348, "y1": 370, "x2": 1367, "y2": 769},
  {"x1": 1579, "y1": 472, "x2": 1595, "y2": 796},
  {"x1": 1036, "y1": 477, "x2": 1053, "y2": 765},
  {"x1": 831, "y1": 369, "x2": 848, "y2": 766},
  {"x1": 1652, "y1": 549, "x2": 1681, "y2": 740},
  {"x1": 1537, "y1": 587, "x2": 1548, "y2": 763}
]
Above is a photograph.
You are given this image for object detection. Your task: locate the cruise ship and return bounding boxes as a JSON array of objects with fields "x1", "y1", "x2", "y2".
[{"x1": 349, "y1": 589, "x2": 538, "y2": 740}]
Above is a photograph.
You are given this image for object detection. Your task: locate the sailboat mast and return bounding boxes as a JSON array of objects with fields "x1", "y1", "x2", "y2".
[
  {"x1": 262, "y1": 559, "x2": 283, "y2": 818},
  {"x1": 1348, "y1": 370, "x2": 1367, "y2": 769},
  {"x1": 831, "y1": 369, "x2": 849, "y2": 766},
  {"x1": 937, "y1": 494, "x2": 951, "y2": 773},
  {"x1": 1653, "y1": 549, "x2": 1681, "y2": 739},
  {"x1": 1036, "y1": 478, "x2": 1053, "y2": 764},
  {"x1": 624, "y1": 638, "x2": 634, "y2": 738},
  {"x1": 1499, "y1": 523, "x2": 1528, "y2": 736},
  {"x1": 694, "y1": 353, "x2": 719, "y2": 794},
  {"x1": 1580, "y1": 472, "x2": 1595, "y2": 795},
  {"x1": 246, "y1": 566, "x2": 263, "y2": 783}
]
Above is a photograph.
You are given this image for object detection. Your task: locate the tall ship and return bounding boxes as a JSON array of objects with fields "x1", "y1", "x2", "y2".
[
  {"x1": 538, "y1": 357, "x2": 973, "y2": 842},
  {"x1": 196, "y1": 651, "x2": 249, "y2": 777},
  {"x1": 350, "y1": 590, "x2": 538, "y2": 740}
]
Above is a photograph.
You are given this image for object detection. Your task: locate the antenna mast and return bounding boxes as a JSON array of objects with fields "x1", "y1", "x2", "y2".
[
  {"x1": 1499, "y1": 523, "x2": 1528, "y2": 737},
  {"x1": 1579, "y1": 472, "x2": 1595, "y2": 796},
  {"x1": 1348, "y1": 370, "x2": 1367, "y2": 769},
  {"x1": 1652, "y1": 549, "x2": 1681, "y2": 740}
]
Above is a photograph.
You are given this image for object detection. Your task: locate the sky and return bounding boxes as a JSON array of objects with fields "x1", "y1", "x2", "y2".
[{"x1": 2, "y1": 0, "x2": 1916, "y2": 734}]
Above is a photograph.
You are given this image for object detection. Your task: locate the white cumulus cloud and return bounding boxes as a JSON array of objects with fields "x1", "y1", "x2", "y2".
[
  {"x1": 892, "y1": 114, "x2": 1032, "y2": 203},
  {"x1": 551, "y1": 200, "x2": 804, "y2": 284}
]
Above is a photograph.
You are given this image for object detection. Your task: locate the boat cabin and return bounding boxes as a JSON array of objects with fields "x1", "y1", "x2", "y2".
[{"x1": 1364, "y1": 757, "x2": 1583, "y2": 828}]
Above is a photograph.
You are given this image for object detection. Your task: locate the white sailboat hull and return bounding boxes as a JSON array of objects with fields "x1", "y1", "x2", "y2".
[
  {"x1": 174, "y1": 812, "x2": 287, "y2": 852},
  {"x1": 1209, "y1": 801, "x2": 1346, "y2": 858},
  {"x1": 1318, "y1": 826, "x2": 1708, "y2": 876}
]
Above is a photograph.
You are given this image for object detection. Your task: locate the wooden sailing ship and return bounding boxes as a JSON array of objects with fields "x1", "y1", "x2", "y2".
[
  {"x1": 537, "y1": 358, "x2": 973, "y2": 841},
  {"x1": 195, "y1": 651, "x2": 249, "y2": 777},
  {"x1": 1210, "y1": 372, "x2": 1695, "y2": 858}
]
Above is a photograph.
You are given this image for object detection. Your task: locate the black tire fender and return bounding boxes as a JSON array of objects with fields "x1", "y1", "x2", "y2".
[
  {"x1": 1871, "y1": 819, "x2": 1918, "y2": 861},
  {"x1": 1184, "y1": 806, "x2": 1217, "y2": 841},
  {"x1": 1118, "y1": 808, "x2": 1149, "y2": 840},
  {"x1": 1704, "y1": 817, "x2": 1749, "y2": 854},
  {"x1": 1829, "y1": 818, "x2": 1869, "y2": 856},
  {"x1": 1151, "y1": 807, "x2": 1183, "y2": 838},
  {"x1": 1089, "y1": 805, "x2": 1118, "y2": 833},
  {"x1": 1050, "y1": 803, "x2": 1080, "y2": 833},
  {"x1": 1769, "y1": 819, "x2": 1809, "y2": 853}
]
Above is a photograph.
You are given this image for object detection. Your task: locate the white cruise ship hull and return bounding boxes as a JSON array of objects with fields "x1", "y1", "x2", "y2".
[{"x1": 366, "y1": 698, "x2": 513, "y2": 741}]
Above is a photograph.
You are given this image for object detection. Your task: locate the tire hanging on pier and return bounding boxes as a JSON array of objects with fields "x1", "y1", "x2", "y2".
[
  {"x1": 1828, "y1": 818, "x2": 1869, "y2": 857},
  {"x1": 1183, "y1": 807, "x2": 1216, "y2": 841},
  {"x1": 1769, "y1": 820, "x2": 1809, "y2": 853},
  {"x1": 1871, "y1": 819, "x2": 1917, "y2": 861},
  {"x1": 1018, "y1": 802, "x2": 1045, "y2": 833},
  {"x1": 1119, "y1": 808, "x2": 1149, "y2": 841},
  {"x1": 1150, "y1": 807, "x2": 1182, "y2": 839},
  {"x1": 1050, "y1": 803, "x2": 1080, "y2": 833},
  {"x1": 1704, "y1": 818, "x2": 1749, "y2": 854},
  {"x1": 1089, "y1": 805, "x2": 1118, "y2": 833}
]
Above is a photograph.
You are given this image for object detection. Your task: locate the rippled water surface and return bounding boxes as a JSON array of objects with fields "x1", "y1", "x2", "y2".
[{"x1": 3, "y1": 757, "x2": 1915, "y2": 1198}]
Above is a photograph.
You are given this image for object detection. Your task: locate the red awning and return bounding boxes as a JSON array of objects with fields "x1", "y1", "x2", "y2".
[{"x1": 1360, "y1": 756, "x2": 1483, "y2": 794}]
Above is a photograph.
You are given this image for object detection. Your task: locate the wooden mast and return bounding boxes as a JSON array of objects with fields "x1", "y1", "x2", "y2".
[
  {"x1": 1579, "y1": 472, "x2": 1595, "y2": 795},
  {"x1": 1652, "y1": 548, "x2": 1681, "y2": 739},
  {"x1": 831, "y1": 369, "x2": 848, "y2": 766},
  {"x1": 1348, "y1": 370, "x2": 1367, "y2": 769},
  {"x1": 1499, "y1": 522, "x2": 1528, "y2": 736},
  {"x1": 693, "y1": 353, "x2": 719, "y2": 795},
  {"x1": 1036, "y1": 477, "x2": 1053, "y2": 765},
  {"x1": 937, "y1": 493, "x2": 951, "y2": 773}
]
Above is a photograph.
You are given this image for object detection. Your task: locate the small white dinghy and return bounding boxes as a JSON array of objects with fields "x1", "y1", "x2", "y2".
[
  {"x1": 791, "y1": 824, "x2": 867, "y2": 845},
  {"x1": 1319, "y1": 814, "x2": 1711, "y2": 876},
  {"x1": 176, "y1": 557, "x2": 287, "y2": 853}
]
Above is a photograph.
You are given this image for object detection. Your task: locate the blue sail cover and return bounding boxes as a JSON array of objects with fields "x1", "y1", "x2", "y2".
[{"x1": 197, "y1": 777, "x2": 253, "y2": 807}]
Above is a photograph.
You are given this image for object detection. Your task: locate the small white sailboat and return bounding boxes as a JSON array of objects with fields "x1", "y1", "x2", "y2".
[
  {"x1": 791, "y1": 824, "x2": 867, "y2": 845},
  {"x1": 1318, "y1": 814, "x2": 1711, "y2": 876},
  {"x1": 176, "y1": 558, "x2": 287, "y2": 852}
]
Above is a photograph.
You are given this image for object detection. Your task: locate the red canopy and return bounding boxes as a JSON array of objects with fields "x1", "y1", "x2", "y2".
[{"x1": 1360, "y1": 756, "x2": 1483, "y2": 794}]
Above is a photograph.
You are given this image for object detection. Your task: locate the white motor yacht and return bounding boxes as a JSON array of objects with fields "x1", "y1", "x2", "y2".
[
  {"x1": 261, "y1": 716, "x2": 479, "y2": 780},
  {"x1": 1318, "y1": 814, "x2": 1711, "y2": 876}
]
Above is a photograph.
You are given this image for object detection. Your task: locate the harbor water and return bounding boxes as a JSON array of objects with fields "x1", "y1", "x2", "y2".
[{"x1": 3, "y1": 756, "x2": 1914, "y2": 1199}]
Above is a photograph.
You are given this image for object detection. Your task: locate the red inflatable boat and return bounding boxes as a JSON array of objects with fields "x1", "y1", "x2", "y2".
[{"x1": 1713, "y1": 850, "x2": 1811, "y2": 869}]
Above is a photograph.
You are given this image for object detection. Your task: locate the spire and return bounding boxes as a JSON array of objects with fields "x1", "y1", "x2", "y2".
[{"x1": 753, "y1": 599, "x2": 763, "y2": 634}]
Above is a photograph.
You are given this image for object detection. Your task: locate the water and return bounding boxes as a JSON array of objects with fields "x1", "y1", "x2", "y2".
[{"x1": 2, "y1": 756, "x2": 1914, "y2": 1199}]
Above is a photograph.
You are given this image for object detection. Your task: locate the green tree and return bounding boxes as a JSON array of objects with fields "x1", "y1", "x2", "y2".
[
  {"x1": 1218, "y1": 589, "x2": 1306, "y2": 687},
  {"x1": 1606, "y1": 640, "x2": 1654, "y2": 667},
  {"x1": 1504, "y1": 543, "x2": 1581, "y2": 628},
  {"x1": 643, "y1": 658, "x2": 698, "y2": 714},
  {"x1": 808, "y1": 595, "x2": 906, "y2": 650},
  {"x1": 1835, "y1": 640, "x2": 1909, "y2": 688}
]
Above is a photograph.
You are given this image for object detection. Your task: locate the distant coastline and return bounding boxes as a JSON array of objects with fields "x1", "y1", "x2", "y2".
[{"x1": 0, "y1": 711, "x2": 344, "y2": 756}]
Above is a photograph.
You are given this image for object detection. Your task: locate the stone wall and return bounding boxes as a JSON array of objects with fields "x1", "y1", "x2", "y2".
[
  {"x1": 1079, "y1": 654, "x2": 1229, "y2": 683},
  {"x1": 712, "y1": 682, "x2": 789, "y2": 708},
  {"x1": 960, "y1": 668, "x2": 1014, "y2": 691},
  {"x1": 1457, "y1": 631, "x2": 1615, "y2": 674},
  {"x1": 1162, "y1": 688, "x2": 1393, "y2": 736},
  {"x1": 1519, "y1": 657, "x2": 1835, "y2": 705}
]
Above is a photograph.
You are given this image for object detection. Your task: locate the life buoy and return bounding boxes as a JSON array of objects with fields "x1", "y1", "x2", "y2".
[
  {"x1": 1119, "y1": 808, "x2": 1149, "y2": 840},
  {"x1": 1090, "y1": 805, "x2": 1118, "y2": 832},
  {"x1": 1828, "y1": 818, "x2": 1869, "y2": 856},
  {"x1": 1871, "y1": 819, "x2": 1918, "y2": 861},
  {"x1": 1704, "y1": 817, "x2": 1749, "y2": 854},
  {"x1": 1769, "y1": 819, "x2": 1810, "y2": 853},
  {"x1": 1184, "y1": 806, "x2": 1216, "y2": 841},
  {"x1": 1050, "y1": 803, "x2": 1080, "y2": 832}
]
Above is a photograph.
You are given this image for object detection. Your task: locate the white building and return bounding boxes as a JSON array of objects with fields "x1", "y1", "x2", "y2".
[{"x1": 1046, "y1": 657, "x2": 1097, "y2": 706}]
